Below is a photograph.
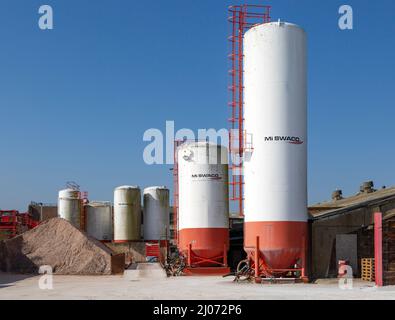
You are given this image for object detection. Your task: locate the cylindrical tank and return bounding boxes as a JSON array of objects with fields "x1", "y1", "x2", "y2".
[
  {"x1": 85, "y1": 201, "x2": 113, "y2": 241},
  {"x1": 143, "y1": 186, "x2": 169, "y2": 241},
  {"x1": 58, "y1": 189, "x2": 81, "y2": 228},
  {"x1": 113, "y1": 186, "x2": 141, "y2": 242},
  {"x1": 243, "y1": 21, "x2": 308, "y2": 270},
  {"x1": 177, "y1": 141, "x2": 229, "y2": 264}
]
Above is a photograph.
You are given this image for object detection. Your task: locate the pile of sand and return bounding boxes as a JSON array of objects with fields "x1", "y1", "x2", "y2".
[{"x1": 0, "y1": 218, "x2": 124, "y2": 275}]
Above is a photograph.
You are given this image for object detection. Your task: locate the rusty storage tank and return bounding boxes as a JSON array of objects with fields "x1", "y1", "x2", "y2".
[
  {"x1": 243, "y1": 21, "x2": 308, "y2": 272},
  {"x1": 85, "y1": 201, "x2": 113, "y2": 241},
  {"x1": 58, "y1": 188, "x2": 81, "y2": 229},
  {"x1": 113, "y1": 186, "x2": 141, "y2": 242},
  {"x1": 143, "y1": 186, "x2": 169, "y2": 241},
  {"x1": 177, "y1": 141, "x2": 229, "y2": 266}
]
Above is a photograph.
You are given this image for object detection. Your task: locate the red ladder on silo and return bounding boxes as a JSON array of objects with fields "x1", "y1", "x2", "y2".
[
  {"x1": 227, "y1": 5, "x2": 271, "y2": 217},
  {"x1": 172, "y1": 140, "x2": 184, "y2": 246}
]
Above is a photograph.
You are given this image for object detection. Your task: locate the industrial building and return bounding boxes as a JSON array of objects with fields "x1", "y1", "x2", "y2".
[
  {"x1": 28, "y1": 202, "x2": 57, "y2": 221},
  {"x1": 309, "y1": 182, "x2": 395, "y2": 285}
]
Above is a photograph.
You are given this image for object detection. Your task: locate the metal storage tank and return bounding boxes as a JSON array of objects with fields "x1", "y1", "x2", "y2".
[
  {"x1": 143, "y1": 186, "x2": 169, "y2": 241},
  {"x1": 243, "y1": 22, "x2": 308, "y2": 271},
  {"x1": 113, "y1": 186, "x2": 141, "y2": 242},
  {"x1": 85, "y1": 201, "x2": 113, "y2": 241},
  {"x1": 177, "y1": 141, "x2": 229, "y2": 265},
  {"x1": 58, "y1": 188, "x2": 81, "y2": 228}
]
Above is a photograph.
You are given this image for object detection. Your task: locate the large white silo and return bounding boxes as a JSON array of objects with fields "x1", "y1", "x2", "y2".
[
  {"x1": 243, "y1": 21, "x2": 308, "y2": 271},
  {"x1": 113, "y1": 186, "x2": 141, "y2": 242},
  {"x1": 143, "y1": 186, "x2": 169, "y2": 241},
  {"x1": 58, "y1": 189, "x2": 81, "y2": 228},
  {"x1": 85, "y1": 201, "x2": 113, "y2": 241},
  {"x1": 177, "y1": 141, "x2": 229, "y2": 265}
]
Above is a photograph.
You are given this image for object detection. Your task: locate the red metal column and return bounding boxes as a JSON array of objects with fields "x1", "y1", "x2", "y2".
[
  {"x1": 223, "y1": 243, "x2": 228, "y2": 267},
  {"x1": 301, "y1": 235, "x2": 306, "y2": 279},
  {"x1": 254, "y1": 236, "x2": 260, "y2": 278},
  {"x1": 374, "y1": 212, "x2": 383, "y2": 287},
  {"x1": 188, "y1": 243, "x2": 192, "y2": 266}
]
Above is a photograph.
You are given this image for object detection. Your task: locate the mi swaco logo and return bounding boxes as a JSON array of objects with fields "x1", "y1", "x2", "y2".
[
  {"x1": 191, "y1": 173, "x2": 222, "y2": 180},
  {"x1": 264, "y1": 136, "x2": 304, "y2": 145}
]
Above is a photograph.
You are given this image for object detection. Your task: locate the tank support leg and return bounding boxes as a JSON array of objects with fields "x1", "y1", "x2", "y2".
[
  {"x1": 223, "y1": 243, "x2": 227, "y2": 267},
  {"x1": 301, "y1": 235, "x2": 309, "y2": 282},
  {"x1": 188, "y1": 243, "x2": 192, "y2": 266},
  {"x1": 254, "y1": 236, "x2": 260, "y2": 278}
]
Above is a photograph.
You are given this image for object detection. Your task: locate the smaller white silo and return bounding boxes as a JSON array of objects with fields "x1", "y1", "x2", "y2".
[
  {"x1": 177, "y1": 141, "x2": 230, "y2": 263},
  {"x1": 58, "y1": 188, "x2": 81, "y2": 228},
  {"x1": 85, "y1": 201, "x2": 113, "y2": 241},
  {"x1": 113, "y1": 186, "x2": 141, "y2": 242},
  {"x1": 143, "y1": 186, "x2": 169, "y2": 241}
]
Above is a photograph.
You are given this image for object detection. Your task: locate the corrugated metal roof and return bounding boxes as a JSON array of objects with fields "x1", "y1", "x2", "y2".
[{"x1": 309, "y1": 186, "x2": 395, "y2": 219}]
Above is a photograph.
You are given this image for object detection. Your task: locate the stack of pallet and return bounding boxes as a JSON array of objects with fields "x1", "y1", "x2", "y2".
[{"x1": 361, "y1": 258, "x2": 375, "y2": 282}]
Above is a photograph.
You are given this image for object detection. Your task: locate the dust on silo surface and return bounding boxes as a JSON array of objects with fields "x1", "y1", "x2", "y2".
[{"x1": 0, "y1": 218, "x2": 124, "y2": 275}]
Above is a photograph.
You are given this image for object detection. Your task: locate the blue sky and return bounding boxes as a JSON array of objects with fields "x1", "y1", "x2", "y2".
[{"x1": 0, "y1": 0, "x2": 394, "y2": 211}]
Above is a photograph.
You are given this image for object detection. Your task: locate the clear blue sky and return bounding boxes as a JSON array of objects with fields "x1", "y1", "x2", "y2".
[{"x1": 0, "y1": 0, "x2": 394, "y2": 211}]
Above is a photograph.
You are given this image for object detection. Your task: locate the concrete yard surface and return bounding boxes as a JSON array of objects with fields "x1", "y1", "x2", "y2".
[{"x1": 1, "y1": 270, "x2": 395, "y2": 300}]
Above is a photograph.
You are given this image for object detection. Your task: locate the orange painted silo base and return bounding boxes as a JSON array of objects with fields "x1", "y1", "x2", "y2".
[
  {"x1": 244, "y1": 221, "x2": 308, "y2": 273},
  {"x1": 178, "y1": 228, "x2": 229, "y2": 268}
]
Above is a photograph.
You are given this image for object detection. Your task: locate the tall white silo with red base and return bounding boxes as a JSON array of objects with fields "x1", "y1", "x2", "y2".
[
  {"x1": 243, "y1": 21, "x2": 308, "y2": 279},
  {"x1": 228, "y1": 5, "x2": 308, "y2": 280}
]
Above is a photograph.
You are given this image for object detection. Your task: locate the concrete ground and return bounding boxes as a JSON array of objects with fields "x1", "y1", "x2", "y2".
[{"x1": 1, "y1": 264, "x2": 395, "y2": 300}]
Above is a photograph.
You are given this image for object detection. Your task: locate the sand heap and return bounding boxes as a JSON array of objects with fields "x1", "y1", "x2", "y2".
[{"x1": 0, "y1": 218, "x2": 124, "y2": 275}]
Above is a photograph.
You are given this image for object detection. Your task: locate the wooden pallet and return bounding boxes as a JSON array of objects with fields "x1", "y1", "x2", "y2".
[{"x1": 361, "y1": 258, "x2": 375, "y2": 282}]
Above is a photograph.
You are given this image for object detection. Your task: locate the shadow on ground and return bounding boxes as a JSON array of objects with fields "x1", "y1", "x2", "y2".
[{"x1": 0, "y1": 272, "x2": 36, "y2": 289}]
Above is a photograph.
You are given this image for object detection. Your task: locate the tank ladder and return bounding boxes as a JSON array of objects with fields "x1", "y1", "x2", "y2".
[{"x1": 227, "y1": 4, "x2": 271, "y2": 217}]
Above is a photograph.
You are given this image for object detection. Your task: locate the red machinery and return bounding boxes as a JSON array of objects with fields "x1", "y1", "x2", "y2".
[
  {"x1": 0, "y1": 210, "x2": 20, "y2": 239},
  {"x1": 146, "y1": 240, "x2": 169, "y2": 264},
  {"x1": 18, "y1": 212, "x2": 40, "y2": 230},
  {"x1": 0, "y1": 210, "x2": 40, "y2": 240}
]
